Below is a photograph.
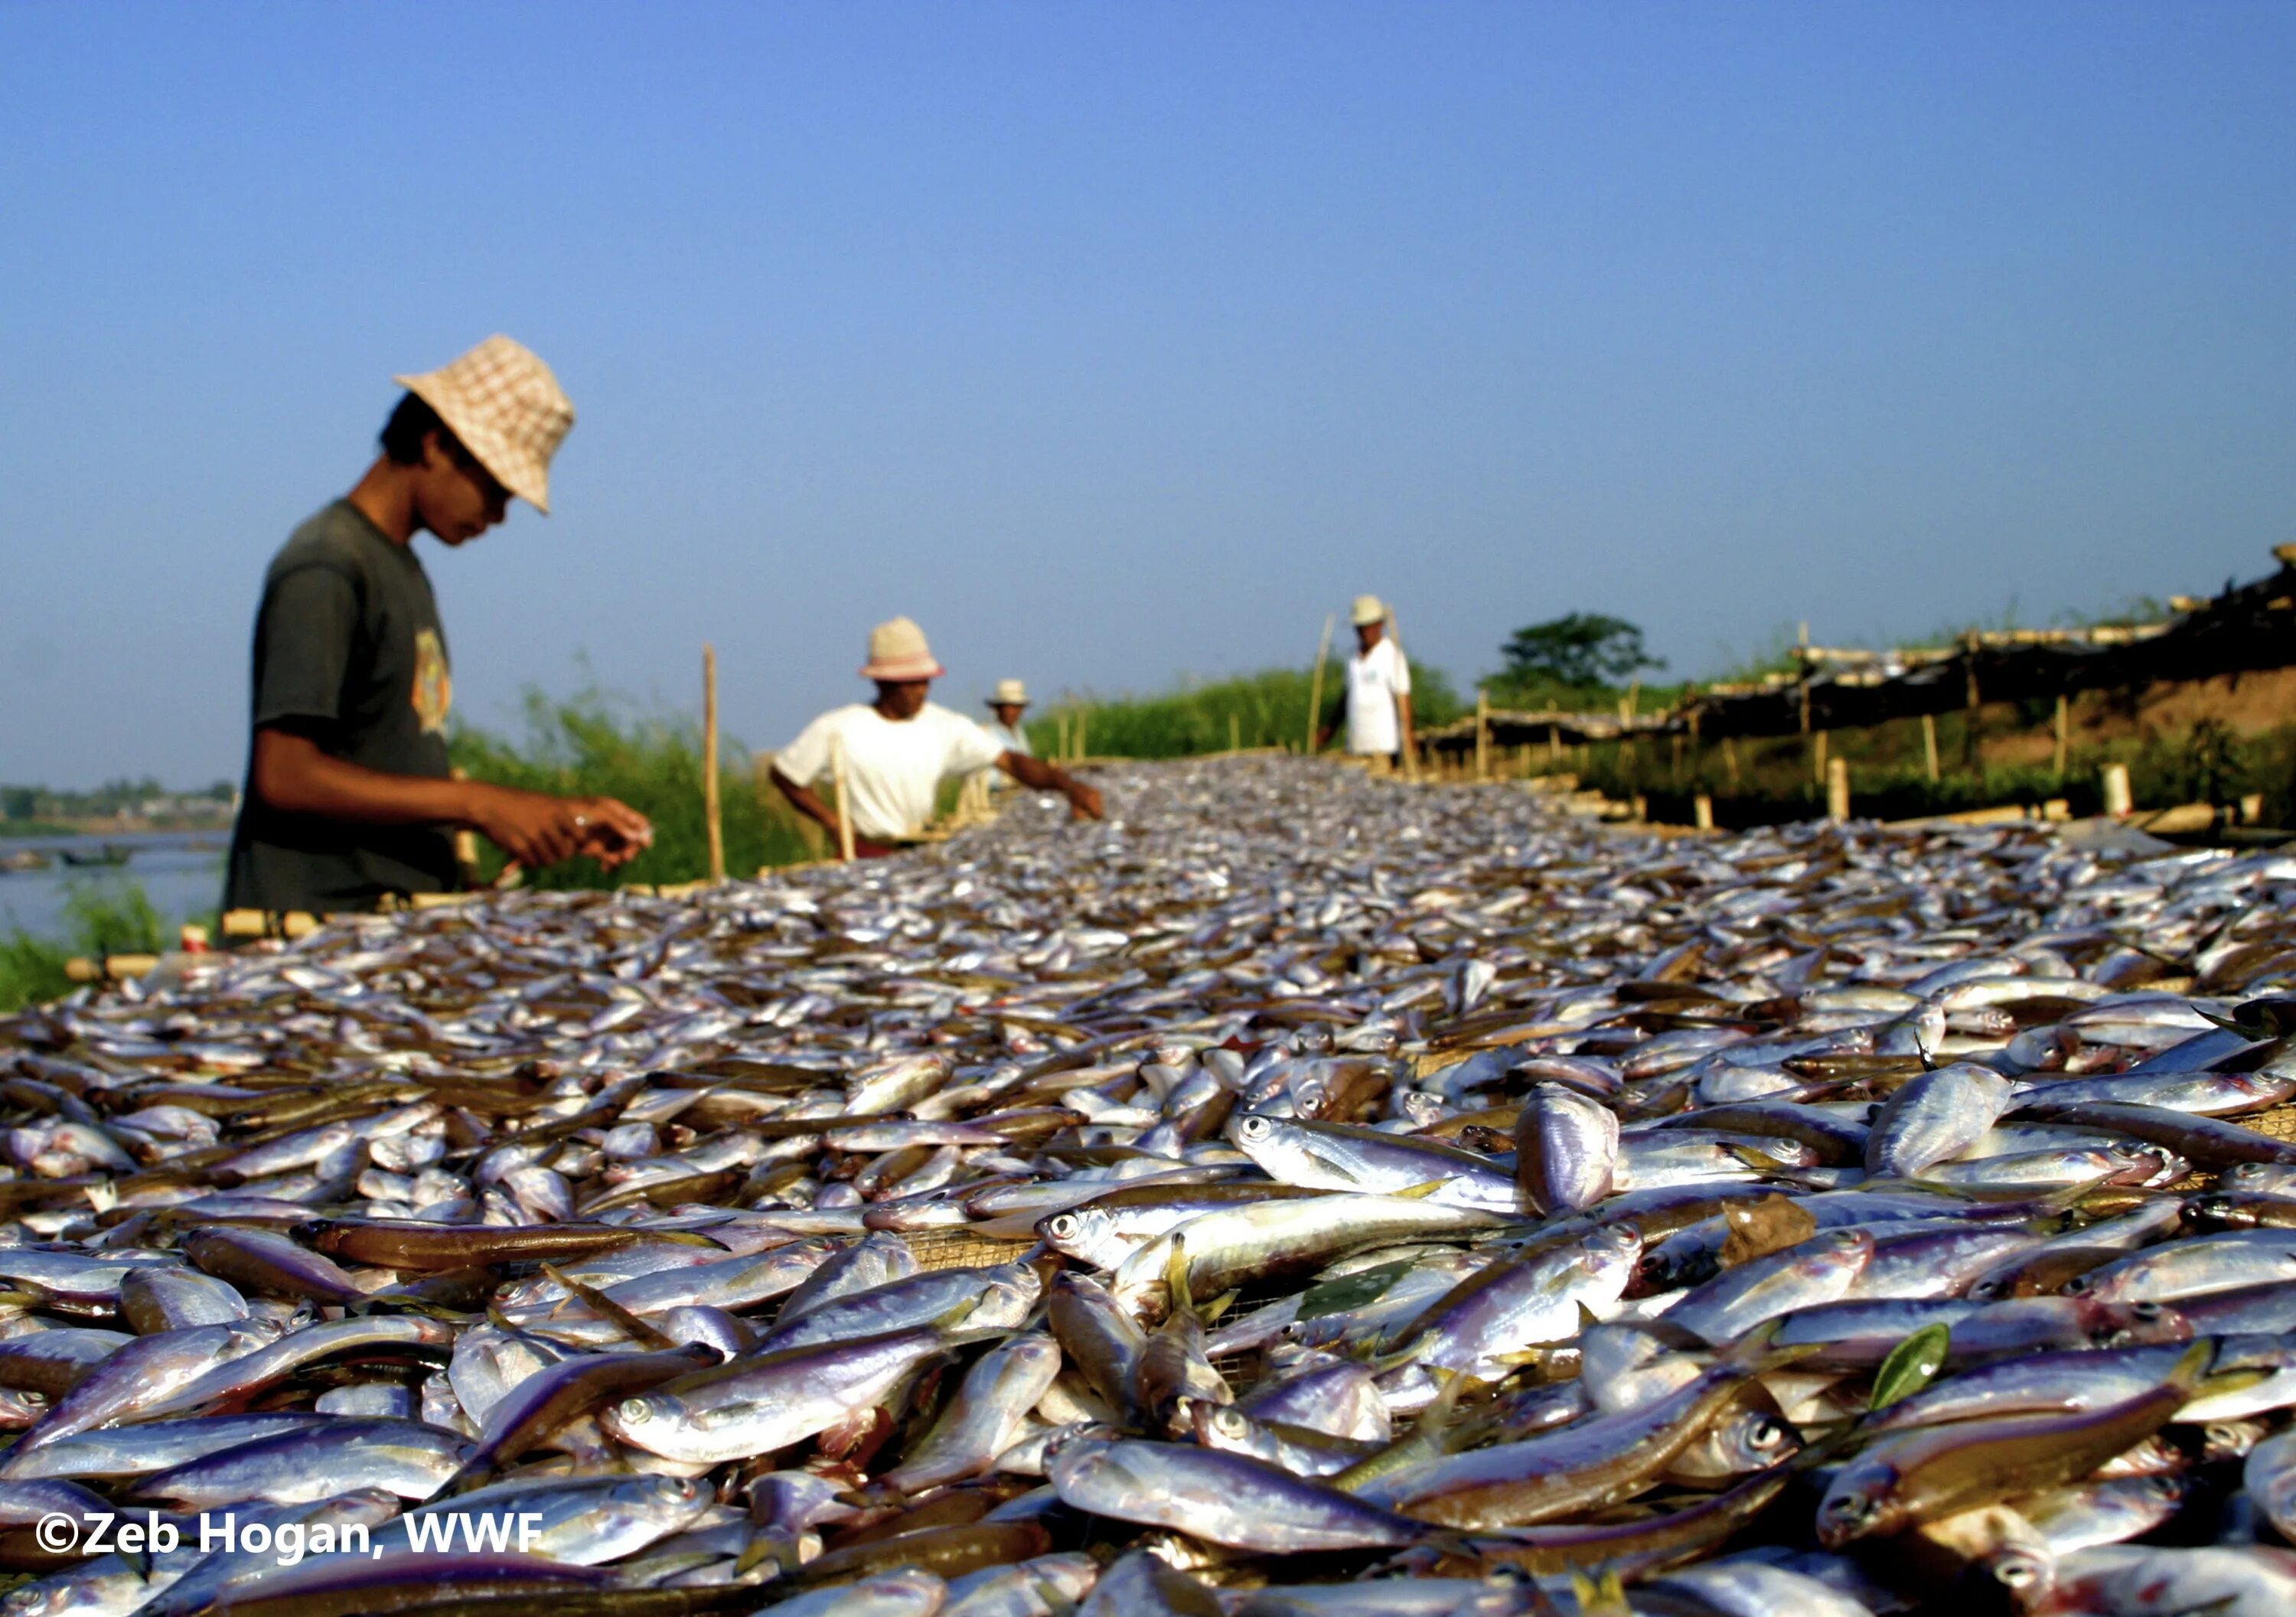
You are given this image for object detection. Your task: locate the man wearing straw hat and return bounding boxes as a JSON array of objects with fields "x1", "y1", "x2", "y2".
[
  {"x1": 771, "y1": 621, "x2": 1101, "y2": 858},
  {"x1": 983, "y1": 680, "x2": 1033, "y2": 758},
  {"x1": 977, "y1": 678, "x2": 1033, "y2": 799},
  {"x1": 224, "y1": 336, "x2": 651, "y2": 917},
  {"x1": 1315, "y1": 594, "x2": 1416, "y2": 766}
]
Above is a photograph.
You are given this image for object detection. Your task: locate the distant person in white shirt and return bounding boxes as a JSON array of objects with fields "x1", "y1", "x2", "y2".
[
  {"x1": 1316, "y1": 595, "x2": 1415, "y2": 764},
  {"x1": 984, "y1": 679, "x2": 1032, "y2": 757},
  {"x1": 980, "y1": 679, "x2": 1032, "y2": 797},
  {"x1": 771, "y1": 621, "x2": 1101, "y2": 858}
]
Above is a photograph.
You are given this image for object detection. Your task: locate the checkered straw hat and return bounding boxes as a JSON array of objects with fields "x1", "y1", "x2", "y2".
[{"x1": 393, "y1": 336, "x2": 575, "y2": 514}]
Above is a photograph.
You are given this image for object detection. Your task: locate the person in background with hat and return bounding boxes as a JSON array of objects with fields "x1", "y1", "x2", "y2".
[
  {"x1": 771, "y1": 621, "x2": 1101, "y2": 858},
  {"x1": 1315, "y1": 594, "x2": 1416, "y2": 766},
  {"x1": 223, "y1": 336, "x2": 652, "y2": 916},
  {"x1": 978, "y1": 678, "x2": 1033, "y2": 797},
  {"x1": 984, "y1": 680, "x2": 1033, "y2": 757}
]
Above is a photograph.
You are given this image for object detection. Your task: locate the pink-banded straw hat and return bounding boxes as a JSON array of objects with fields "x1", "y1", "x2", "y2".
[{"x1": 860, "y1": 617, "x2": 945, "y2": 681}]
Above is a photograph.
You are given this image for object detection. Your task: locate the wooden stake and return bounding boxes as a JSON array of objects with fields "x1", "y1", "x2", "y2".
[
  {"x1": 1076, "y1": 709, "x2": 1088, "y2": 761},
  {"x1": 1056, "y1": 712, "x2": 1070, "y2": 760},
  {"x1": 1694, "y1": 793, "x2": 1714, "y2": 832},
  {"x1": 1962, "y1": 634, "x2": 1983, "y2": 771},
  {"x1": 1812, "y1": 727, "x2": 1828, "y2": 788},
  {"x1": 1922, "y1": 713, "x2": 1939, "y2": 783},
  {"x1": 1306, "y1": 613, "x2": 1335, "y2": 755},
  {"x1": 1475, "y1": 689, "x2": 1489, "y2": 781},
  {"x1": 1724, "y1": 735, "x2": 1740, "y2": 788},
  {"x1": 1548, "y1": 725, "x2": 1561, "y2": 766},
  {"x1": 1826, "y1": 756, "x2": 1851, "y2": 823},
  {"x1": 2053, "y1": 693, "x2": 2069, "y2": 778},
  {"x1": 2102, "y1": 762, "x2": 2132, "y2": 817},
  {"x1": 831, "y1": 735, "x2": 856, "y2": 864},
  {"x1": 703, "y1": 644, "x2": 724, "y2": 883}
]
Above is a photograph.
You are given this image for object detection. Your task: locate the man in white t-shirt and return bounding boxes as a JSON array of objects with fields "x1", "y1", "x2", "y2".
[
  {"x1": 1316, "y1": 595, "x2": 1415, "y2": 763},
  {"x1": 771, "y1": 620, "x2": 1102, "y2": 857}
]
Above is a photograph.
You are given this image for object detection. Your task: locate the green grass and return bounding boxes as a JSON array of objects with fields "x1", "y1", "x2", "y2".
[
  {"x1": 0, "y1": 879, "x2": 170, "y2": 1013},
  {"x1": 449, "y1": 690, "x2": 820, "y2": 891},
  {"x1": 1026, "y1": 662, "x2": 1466, "y2": 760},
  {"x1": 1565, "y1": 712, "x2": 2296, "y2": 830},
  {"x1": 0, "y1": 820, "x2": 75, "y2": 839}
]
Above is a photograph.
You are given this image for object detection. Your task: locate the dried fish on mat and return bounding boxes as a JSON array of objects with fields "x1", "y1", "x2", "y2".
[{"x1": 5, "y1": 757, "x2": 2296, "y2": 1614}]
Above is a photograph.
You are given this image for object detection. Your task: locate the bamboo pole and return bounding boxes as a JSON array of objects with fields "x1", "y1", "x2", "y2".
[
  {"x1": 1056, "y1": 712, "x2": 1070, "y2": 760},
  {"x1": 1475, "y1": 689, "x2": 1489, "y2": 781},
  {"x1": 2102, "y1": 762, "x2": 2132, "y2": 817},
  {"x1": 1548, "y1": 725, "x2": 1561, "y2": 767},
  {"x1": 1962, "y1": 634, "x2": 1983, "y2": 771},
  {"x1": 1812, "y1": 727, "x2": 1828, "y2": 788},
  {"x1": 1306, "y1": 614, "x2": 1335, "y2": 754},
  {"x1": 1922, "y1": 713, "x2": 1939, "y2": 784},
  {"x1": 702, "y1": 644, "x2": 724, "y2": 883},
  {"x1": 1694, "y1": 793, "x2": 1714, "y2": 832},
  {"x1": 1826, "y1": 757, "x2": 1851, "y2": 823},
  {"x1": 831, "y1": 735, "x2": 856, "y2": 864},
  {"x1": 2053, "y1": 693, "x2": 2069, "y2": 778}
]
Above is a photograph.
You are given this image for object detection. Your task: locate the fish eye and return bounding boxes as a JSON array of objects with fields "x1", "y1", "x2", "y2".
[
  {"x1": 1990, "y1": 1557, "x2": 2043, "y2": 1590},
  {"x1": 1750, "y1": 1416, "x2": 1789, "y2": 1451},
  {"x1": 1214, "y1": 1409, "x2": 1247, "y2": 1436},
  {"x1": 1823, "y1": 1494, "x2": 1874, "y2": 1525},
  {"x1": 1239, "y1": 1116, "x2": 1273, "y2": 1140},
  {"x1": 2131, "y1": 1301, "x2": 2162, "y2": 1322},
  {"x1": 615, "y1": 1398, "x2": 652, "y2": 1424},
  {"x1": 1046, "y1": 1214, "x2": 1078, "y2": 1240}
]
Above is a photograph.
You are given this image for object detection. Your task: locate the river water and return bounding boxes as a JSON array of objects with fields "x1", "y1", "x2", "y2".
[{"x1": 0, "y1": 831, "x2": 230, "y2": 944}]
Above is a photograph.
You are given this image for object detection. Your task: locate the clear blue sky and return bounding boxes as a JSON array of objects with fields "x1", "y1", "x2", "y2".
[{"x1": 5, "y1": 3, "x2": 2291, "y2": 789}]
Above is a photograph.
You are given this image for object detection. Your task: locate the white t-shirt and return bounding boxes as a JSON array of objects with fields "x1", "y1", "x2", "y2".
[
  {"x1": 776, "y1": 703, "x2": 1006, "y2": 841},
  {"x1": 1344, "y1": 637, "x2": 1411, "y2": 755}
]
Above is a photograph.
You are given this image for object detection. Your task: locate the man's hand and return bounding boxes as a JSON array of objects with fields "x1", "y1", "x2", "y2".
[
  {"x1": 571, "y1": 797, "x2": 653, "y2": 870},
  {"x1": 1065, "y1": 781, "x2": 1104, "y2": 822},
  {"x1": 471, "y1": 785, "x2": 650, "y2": 872}
]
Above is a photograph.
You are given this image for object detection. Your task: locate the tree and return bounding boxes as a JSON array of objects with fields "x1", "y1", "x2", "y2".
[{"x1": 1498, "y1": 613, "x2": 1664, "y2": 694}]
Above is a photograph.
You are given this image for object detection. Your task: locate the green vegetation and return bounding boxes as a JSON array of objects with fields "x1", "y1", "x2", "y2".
[
  {"x1": 450, "y1": 690, "x2": 820, "y2": 890},
  {"x1": 1486, "y1": 613, "x2": 1665, "y2": 710},
  {"x1": 1026, "y1": 662, "x2": 1466, "y2": 760},
  {"x1": 0, "y1": 879, "x2": 168, "y2": 1013},
  {"x1": 1564, "y1": 709, "x2": 2296, "y2": 831}
]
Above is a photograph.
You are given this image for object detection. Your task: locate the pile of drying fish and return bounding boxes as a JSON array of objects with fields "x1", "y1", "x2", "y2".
[{"x1": 8, "y1": 758, "x2": 2296, "y2": 1615}]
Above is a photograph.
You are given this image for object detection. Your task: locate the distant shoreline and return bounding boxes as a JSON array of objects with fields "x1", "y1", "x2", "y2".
[{"x1": 1, "y1": 817, "x2": 233, "y2": 839}]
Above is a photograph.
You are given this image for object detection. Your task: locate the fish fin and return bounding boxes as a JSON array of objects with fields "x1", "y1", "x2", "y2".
[
  {"x1": 2169, "y1": 1339, "x2": 2218, "y2": 1393},
  {"x1": 1413, "y1": 1368, "x2": 1478, "y2": 1440},
  {"x1": 1164, "y1": 1234, "x2": 1195, "y2": 1321},
  {"x1": 1199, "y1": 1289, "x2": 1240, "y2": 1325},
  {"x1": 1362, "y1": 1332, "x2": 1430, "y2": 1374},
  {"x1": 540, "y1": 1260, "x2": 677, "y2": 1351},
  {"x1": 1567, "y1": 1566, "x2": 1631, "y2": 1617},
  {"x1": 1718, "y1": 1316, "x2": 1818, "y2": 1372},
  {"x1": 1390, "y1": 1179, "x2": 1449, "y2": 1200},
  {"x1": 2191, "y1": 1367, "x2": 2274, "y2": 1402}
]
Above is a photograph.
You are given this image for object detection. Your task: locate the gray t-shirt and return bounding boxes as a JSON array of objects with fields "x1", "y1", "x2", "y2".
[{"x1": 223, "y1": 500, "x2": 458, "y2": 913}]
